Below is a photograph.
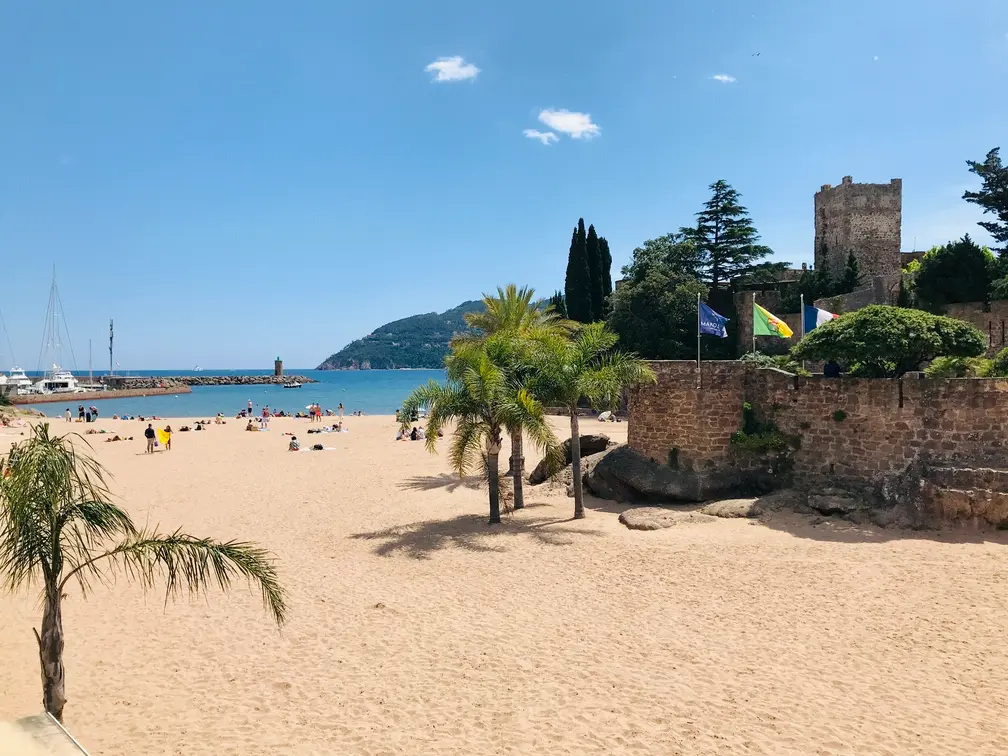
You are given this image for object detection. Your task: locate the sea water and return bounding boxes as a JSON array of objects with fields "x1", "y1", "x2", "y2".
[{"x1": 21, "y1": 369, "x2": 446, "y2": 418}]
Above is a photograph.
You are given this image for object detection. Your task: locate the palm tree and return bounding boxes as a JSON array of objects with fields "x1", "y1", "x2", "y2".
[
  {"x1": 455, "y1": 284, "x2": 572, "y2": 509},
  {"x1": 401, "y1": 336, "x2": 561, "y2": 525},
  {"x1": 0, "y1": 424, "x2": 287, "y2": 722},
  {"x1": 533, "y1": 323, "x2": 656, "y2": 519}
]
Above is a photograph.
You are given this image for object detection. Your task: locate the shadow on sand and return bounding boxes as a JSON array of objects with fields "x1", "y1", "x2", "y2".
[{"x1": 755, "y1": 509, "x2": 1008, "y2": 546}]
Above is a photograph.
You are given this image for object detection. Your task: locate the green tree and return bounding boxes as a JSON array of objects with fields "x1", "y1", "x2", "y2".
[
  {"x1": 532, "y1": 324, "x2": 655, "y2": 519},
  {"x1": 840, "y1": 252, "x2": 862, "y2": 293},
  {"x1": 585, "y1": 224, "x2": 603, "y2": 321},
  {"x1": 607, "y1": 265, "x2": 707, "y2": 359},
  {"x1": 963, "y1": 148, "x2": 1008, "y2": 254},
  {"x1": 548, "y1": 290, "x2": 567, "y2": 319},
  {"x1": 912, "y1": 235, "x2": 995, "y2": 312},
  {"x1": 0, "y1": 425, "x2": 286, "y2": 722},
  {"x1": 621, "y1": 233, "x2": 704, "y2": 283},
  {"x1": 457, "y1": 285, "x2": 571, "y2": 510},
  {"x1": 682, "y1": 180, "x2": 778, "y2": 291},
  {"x1": 401, "y1": 337, "x2": 560, "y2": 525},
  {"x1": 790, "y1": 305, "x2": 986, "y2": 377},
  {"x1": 599, "y1": 237, "x2": 613, "y2": 310},
  {"x1": 564, "y1": 220, "x2": 592, "y2": 323}
]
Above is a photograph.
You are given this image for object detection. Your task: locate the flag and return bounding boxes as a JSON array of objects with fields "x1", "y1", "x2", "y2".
[
  {"x1": 699, "y1": 301, "x2": 729, "y2": 338},
  {"x1": 753, "y1": 302, "x2": 793, "y2": 338},
  {"x1": 803, "y1": 304, "x2": 839, "y2": 333}
]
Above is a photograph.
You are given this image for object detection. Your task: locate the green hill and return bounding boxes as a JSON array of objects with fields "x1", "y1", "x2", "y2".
[{"x1": 316, "y1": 300, "x2": 484, "y2": 370}]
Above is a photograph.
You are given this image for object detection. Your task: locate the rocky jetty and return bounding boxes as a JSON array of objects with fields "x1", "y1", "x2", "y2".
[{"x1": 104, "y1": 375, "x2": 316, "y2": 390}]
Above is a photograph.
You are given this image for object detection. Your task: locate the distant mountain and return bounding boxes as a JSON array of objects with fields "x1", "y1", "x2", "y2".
[{"x1": 316, "y1": 301, "x2": 484, "y2": 370}]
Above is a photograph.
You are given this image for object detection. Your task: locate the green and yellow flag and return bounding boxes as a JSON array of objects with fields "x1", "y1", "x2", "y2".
[{"x1": 753, "y1": 302, "x2": 793, "y2": 338}]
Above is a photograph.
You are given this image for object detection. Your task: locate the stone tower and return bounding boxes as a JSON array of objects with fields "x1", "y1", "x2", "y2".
[
  {"x1": 814, "y1": 176, "x2": 902, "y2": 280},
  {"x1": 274, "y1": 357, "x2": 283, "y2": 377}
]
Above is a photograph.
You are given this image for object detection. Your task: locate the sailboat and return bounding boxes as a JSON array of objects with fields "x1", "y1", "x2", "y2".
[{"x1": 31, "y1": 267, "x2": 85, "y2": 394}]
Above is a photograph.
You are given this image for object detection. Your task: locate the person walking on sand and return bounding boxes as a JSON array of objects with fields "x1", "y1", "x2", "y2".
[
  {"x1": 65, "y1": 408, "x2": 71, "y2": 422},
  {"x1": 248, "y1": 398, "x2": 253, "y2": 416},
  {"x1": 144, "y1": 423, "x2": 156, "y2": 454},
  {"x1": 163, "y1": 425, "x2": 172, "y2": 451},
  {"x1": 338, "y1": 402, "x2": 344, "y2": 422}
]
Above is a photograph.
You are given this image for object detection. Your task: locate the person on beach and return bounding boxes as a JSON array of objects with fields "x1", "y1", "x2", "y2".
[
  {"x1": 65, "y1": 408, "x2": 71, "y2": 422},
  {"x1": 248, "y1": 398, "x2": 253, "y2": 416},
  {"x1": 144, "y1": 423, "x2": 156, "y2": 453},
  {"x1": 162, "y1": 425, "x2": 172, "y2": 451},
  {"x1": 410, "y1": 426, "x2": 419, "y2": 441},
  {"x1": 288, "y1": 436, "x2": 299, "y2": 451},
  {"x1": 338, "y1": 402, "x2": 344, "y2": 422},
  {"x1": 78, "y1": 404, "x2": 85, "y2": 421}
]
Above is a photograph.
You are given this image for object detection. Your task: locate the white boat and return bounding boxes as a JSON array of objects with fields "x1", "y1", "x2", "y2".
[
  {"x1": 283, "y1": 381, "x2": 302, "y2": 389},
  {"x1": 7, "y1": 367, "x2": 33, "y2": 392},
  {"x1": 33, "y1": 365, "x2": 84, "y2": 394}
]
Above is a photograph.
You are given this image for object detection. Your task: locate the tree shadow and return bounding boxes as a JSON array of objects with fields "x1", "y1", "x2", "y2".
[
  {"x1": 400, "y1": 473, "x2": 485, "y2": 493},
  {"x1": 348, "y1": 509, "x2": 605, "y2": 559}
]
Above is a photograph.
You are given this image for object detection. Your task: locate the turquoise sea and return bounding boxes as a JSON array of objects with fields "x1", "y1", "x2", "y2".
[{"x1": 21, "y1": 369, "x2": 446, "y2": 418}]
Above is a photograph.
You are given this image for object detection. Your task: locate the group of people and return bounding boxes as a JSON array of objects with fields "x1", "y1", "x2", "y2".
[
  {"x1": 65, "y1": 404, "x2": 100, "y2": 423},
  {"x1": 143, "y1": 422, "x2": 172, "y2": 453},
  {"x1": 397, "y1": 425, "x2": 440, "y2": 442}
]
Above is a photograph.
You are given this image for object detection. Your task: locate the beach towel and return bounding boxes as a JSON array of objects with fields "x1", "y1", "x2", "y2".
[{"x1": 157, "y1": 429, "x2": 171, "y2": 445}]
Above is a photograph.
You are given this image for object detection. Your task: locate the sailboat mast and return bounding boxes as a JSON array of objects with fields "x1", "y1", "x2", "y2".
[{"x1": 89, "y1": 338, "x2": 93, "y2": 382}]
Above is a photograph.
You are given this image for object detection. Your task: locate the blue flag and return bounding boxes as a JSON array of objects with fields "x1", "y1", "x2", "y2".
[{"x1": 699, "y1": 301, "x2": 729, "y2": 338}]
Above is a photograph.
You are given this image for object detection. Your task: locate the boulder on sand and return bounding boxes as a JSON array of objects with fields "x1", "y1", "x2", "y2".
[
  {"x1": 528, "y1": 434, "x2": 612, "y2": 484},
  {"x1": 585, "y1": 445, "x2": 771, "y2": 503}
]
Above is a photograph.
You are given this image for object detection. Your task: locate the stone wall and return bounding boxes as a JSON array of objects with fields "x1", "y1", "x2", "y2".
[
  {"x1": 629, "y1": 361, "x2": 1008, "y2": 485},
  {"x1": 943, "y1": 300, "x2": 1008, "y2": 354},
  {"x1": 814, "y1": 176, "x2": 902, "y2": 280}
]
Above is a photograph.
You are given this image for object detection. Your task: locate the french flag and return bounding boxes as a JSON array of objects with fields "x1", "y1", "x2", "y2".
[{"x1": 803, "y1": 304, "x2": 839, "y2": 333}]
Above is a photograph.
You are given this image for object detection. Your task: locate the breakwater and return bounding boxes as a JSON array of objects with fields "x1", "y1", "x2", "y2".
[
  {"x1": 103, "y1": 374, "x2": 316, "y2": 390},
  {"x1": 11, "y1": 385, "x2": 190, "y2": 405}
]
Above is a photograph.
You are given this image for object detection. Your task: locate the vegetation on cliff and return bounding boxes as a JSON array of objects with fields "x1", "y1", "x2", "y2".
[{"x1": 317, "y1": 301, "x2": 484, "y2": 370}]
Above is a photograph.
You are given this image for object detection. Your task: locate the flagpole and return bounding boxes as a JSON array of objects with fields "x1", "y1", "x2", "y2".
[
  {"x1": 752, "y1": 292, "x2": 756, "y2": 355},
  {"x1": 696, "y1": 292, "x2": 701, "y2": 388},
  {"x1": 800, "y1": 293, "x2": 806, "y2": 373}
]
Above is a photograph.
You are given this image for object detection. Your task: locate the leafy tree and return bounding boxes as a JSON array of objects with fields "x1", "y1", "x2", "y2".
[
  {"x1": 456, "y1": 285, "x2": 570, "y2": 510},
  {"x1": 912, "y1": 235, "x2": 995, "y2": 312},
  {"x1": 963, "y1": 148, "x2": 1008, "y2": 254},
  {"x1": 599, "y1": 237, "x2": 613, "y2": 310},
  {"x1": 620, "y1": 233, "x2": 703, "y2": 283},
  {"x1": 923, "y1": 356, "x2": 993, "y2": 378},
  {"x1": 548, "y1": 290, "x2": 567, "y2": 319},
  {"x1": 532, "y1": 324, "x2": 655, "y2": 519},
  {"x1": 564, "y1": 220, "x2": 592, "y2": 323},
  {"x1": 401, "y1": 337, "x2": 560, "y2": 525},
  {"x1": 790, "y1": 305, "x2": 986, "y2": 377},
  {"x1": 0, "y1": 425, "x2": 286, "y2": 721},
  {"x1": 585, "y1": 224, "x2": 603, "y2": 321},
  {"x1": 682, "y1": 180, "x2": 778, "y2": 291},
  {"x1": 607, "y1": 265, "x2": 707, "y2": 359},
  {"x1": 992, "y1": 346, "x2": 1008, "y2": 377}
]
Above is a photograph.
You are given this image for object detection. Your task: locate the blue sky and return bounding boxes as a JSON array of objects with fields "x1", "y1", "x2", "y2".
[{"x1": 1, "y1": 1, "x2": 1006, "y2": 369}]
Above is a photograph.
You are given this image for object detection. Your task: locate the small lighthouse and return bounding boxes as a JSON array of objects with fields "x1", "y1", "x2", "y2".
[{"x1": 274, "y1": 357, "x2": 283, "y2": 377}]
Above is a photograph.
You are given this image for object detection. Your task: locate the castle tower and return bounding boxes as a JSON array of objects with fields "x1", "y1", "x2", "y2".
[
  {"x1": 814, "y1": 176, "x2": 902, "y2": 280},
  {"x1": 274, "y1": 357, "x2": 283, "y2": 377}
]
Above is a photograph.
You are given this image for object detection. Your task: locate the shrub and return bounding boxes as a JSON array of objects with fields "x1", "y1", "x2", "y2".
[
  {"x1": 832, "y1": 409, "x2": 847, "y2": 422},
  {"x1": 791, "y1": 305, "x2": 986, "y2": 378},
  {"x1": 740, "y1": 351, "x2": 811, "y2": 376},
  {"x1": 924, "y1": 356, "x2": 994, "y2": 378},
  {"x1": 992, "y1": 347, "x2": 1008, "y2": 377},
  {"x1": 731, "y1": 403, "x2": 800, "y2": 454},
  {"x1": 912, "y1": 235, "x2": 996, "y2": 312}
]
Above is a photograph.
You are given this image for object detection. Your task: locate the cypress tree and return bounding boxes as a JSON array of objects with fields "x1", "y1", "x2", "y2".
[
  {"x1": 564, "y1": 221, "x2": 592, "y2": 323},
  {"x1": 548, "y1": 290, "x2": 567, "y2": 318},
  {"x1": 599, "y1": 236, "x2": 613, "y2": 308},
  {"x1": 585, "y1": 224, "x2": 603, "y2": 320}
]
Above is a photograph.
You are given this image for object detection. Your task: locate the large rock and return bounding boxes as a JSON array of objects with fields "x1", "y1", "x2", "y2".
[
  {"x1": 528, "y1": 434, "x2": 612, "y2": 484},
  {"x1": 619, "y1": 508, "x2": 717, "y2": 531},
  {"x1": 585, "y1": 445, "x2": 771, "y2": 503},
  {"x1": 807, "y1": 488, "x2": 867, "y2": 515}
]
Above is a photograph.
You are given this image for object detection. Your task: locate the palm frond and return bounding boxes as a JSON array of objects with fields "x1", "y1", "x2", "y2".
[{"x1": 59, "y1": 529, "x2": 287, "y2": 627}]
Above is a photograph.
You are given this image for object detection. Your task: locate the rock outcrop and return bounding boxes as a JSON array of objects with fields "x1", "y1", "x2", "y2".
[{"x1": 528, "y1": 434, "x2": 613, "y2": 484}]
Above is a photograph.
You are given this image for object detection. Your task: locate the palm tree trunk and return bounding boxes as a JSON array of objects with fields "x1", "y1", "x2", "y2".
[
  {"x1": 36, "y1": 589, "x2": 67, "y2": 721},
  {"x1": 488, "y1": 451, "x2": 502, "y2": 525},
  {"x1": 511, "y1": 431, "x2": 524, "y2": 510},
  {"x1": 570, "y1": 411, "x2": 585, "y2": 519}
]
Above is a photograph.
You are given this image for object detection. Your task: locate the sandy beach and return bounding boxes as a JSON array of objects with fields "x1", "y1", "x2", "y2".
[{"x1": 1, "y1": 414, "x2": 1007, "y2": 755}]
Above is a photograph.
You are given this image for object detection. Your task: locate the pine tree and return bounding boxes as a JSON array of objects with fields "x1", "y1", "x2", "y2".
[
  {"x1": 963, "y1": 147, "x2": 1008, "y2": 255},
  {"x1": 564, "y1": 220, "x2": 592, "y2": 323},
  {"x1": 681, "y1": 180, "x2": 775, "y2": 291},
  {"x1": 548, "y1": 291, "x2": 567, "y2": 318},
  {"x1": 585, "y1": 224, "x2": 603, "y2": 320},
  {"x1": 599, "y1": 236, "x2": 613, "y2": 310},
  {"x1": 840, "y1": 252, "x2": 862, "y2": 293}
]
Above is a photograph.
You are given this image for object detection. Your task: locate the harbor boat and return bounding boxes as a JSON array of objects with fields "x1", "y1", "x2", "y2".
[
  {"x1": 7, "y1": 367, "x2": 34, "y2": 393},
  {"x1": 33, "y1": 365, "x2": 84, "y2": 394},
  {"x1": 283, "y1": 380, "x2": 302, "y2": 389}
]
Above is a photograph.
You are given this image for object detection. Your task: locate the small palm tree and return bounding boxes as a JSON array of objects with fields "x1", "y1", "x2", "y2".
[
  {"x1": 402, "y1": 337, "x2": 561, "y2": 525},
  {"x1": 533, "y1": 323, "x2": 656, "y2": 519},
  {"x1": 0, "y1": 424, "x2": 287, "y2": 722},
  {"x1": 455, "y1": 284, "x2": 573, "y2": 509}
]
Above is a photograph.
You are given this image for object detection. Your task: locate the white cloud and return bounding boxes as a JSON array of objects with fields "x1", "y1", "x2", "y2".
[
  {"x1": 523, "y1": 129, "x2": 558, "y2": 145},
  {"x1": 712, "y1": 74, "x2": 736, "y2": 83},
  {"x1": 424, "y1": 56, "x2": 480, "y2": 82},
  {"x1": 537, "y1": 109, "x2": 601, "y2": 139}
]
